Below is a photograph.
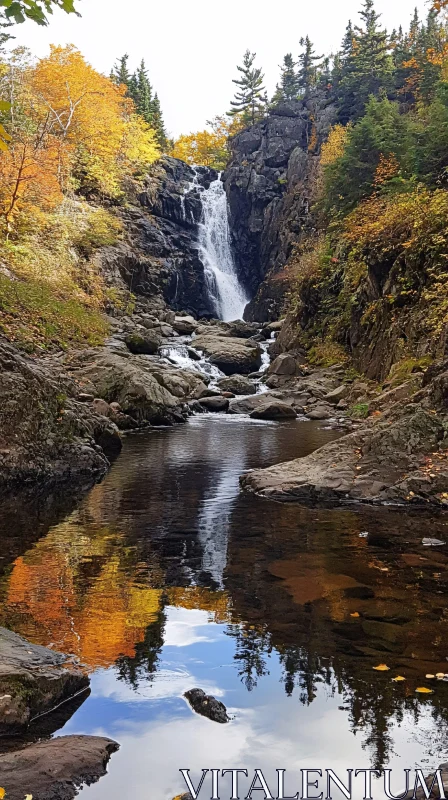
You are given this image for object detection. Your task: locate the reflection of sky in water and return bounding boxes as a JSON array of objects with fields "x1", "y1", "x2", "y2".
[{"x1": 61, "y1": 605, "x2": 443, "y2": 800}]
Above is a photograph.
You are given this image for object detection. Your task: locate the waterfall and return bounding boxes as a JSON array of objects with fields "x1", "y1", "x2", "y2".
[
  {"x1": 182, "y1": 170, "x2": 248, "y2": 321},
  {"x1": 198, "y1": 175, "x2": 249, "y2": 321}
]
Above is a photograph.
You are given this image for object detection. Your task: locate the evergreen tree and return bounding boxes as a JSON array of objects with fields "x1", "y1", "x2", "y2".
[
  {"x1": 229, "y1": 50, "x2": 267, "y2": 125},
  {"x1": 297, "y1": 36, "x2": 323, "y2": 97},
  {"x1": 151, "y1": 92, "x2": 167, "y2": 148},
  {"x1": 111, "y1": 53, "x2": 131, "y2": 87},
  {"x1": 275, "y1": 53, "x2": 299, "y2": 101},
  {"x1": 135, "y1": 59, "x2": 153, "y2": 124}
]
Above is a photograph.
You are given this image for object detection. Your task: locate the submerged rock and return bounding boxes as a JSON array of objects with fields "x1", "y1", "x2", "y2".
[
  {"x1": 0, "y1": 735, "x2": 119, "y2": 800},
  {"x1": 184, "y1": 688, "x2": 229, "y2": 723},
  {"x1": 0, "y1": 626, "x2": 89, "y2": 736}
]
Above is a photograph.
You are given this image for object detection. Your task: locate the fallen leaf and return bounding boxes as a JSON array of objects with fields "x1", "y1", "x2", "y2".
[
  {"x1": 0, "y1": 789, "x2": 5, "y2": 799},
  {"x1": 436, "y1": 673, "x2": 445, "y2": 679},
  {"x1": 373, "y1": 664, "x2": 390, "y2": 671},
  {"x1": 426, "y1": 674, "x2": 435, "y2": 679},
  {"x1": 392, "y1": 676, "x2": 406, "y2": 682},
  {"x1": 25, "y1": 796, "x2": 32, "y2": 800},
  {"x1": 416, "y1": 687, "x2": 434, "y2": 694},
  {"x1": 350, "y1": 612, "x2": 360, "y2": 618}
]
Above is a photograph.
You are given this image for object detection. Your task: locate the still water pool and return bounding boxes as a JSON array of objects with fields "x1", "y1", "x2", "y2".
[{"x1": 1, "y1": 416, "x2": 448, "y2": 799}]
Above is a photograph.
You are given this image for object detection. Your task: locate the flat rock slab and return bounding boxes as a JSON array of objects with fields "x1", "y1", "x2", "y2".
[
  {"x1": 184, "y1": 688, "x2": 229, "y2": 723},
  {"x1": 0, "y1": 735, "x2": 119, "y2": 800},
  {"x1": 0, "y1": 626, "x2": 88, "y2": 735},
  {"x1": 241, "y1": 409, "x2": 446, "y2": 506}
]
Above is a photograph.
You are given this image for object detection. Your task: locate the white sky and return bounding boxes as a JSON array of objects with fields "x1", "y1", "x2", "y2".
[{"x1": 10, "y1": 0, "x2": 430, "y2": 137}]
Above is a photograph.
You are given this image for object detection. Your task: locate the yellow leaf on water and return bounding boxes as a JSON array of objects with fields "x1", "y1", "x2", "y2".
[
  {"x1": 426, "y1": 674, "x2": 436, "y2": 679},
  {"x1": 0, "y1": 789, "x2": 5, "y2": 799},
  {"x1": 436, "y1": 673, "x2": 445, "y2": 678},
  {"x1": 25, "y1": 795, "x2": 32, "y2": 800},
  {"x1": 373, "y1": 664, "x2": 390, "y2": 671},
  {"x1": 416, "y1": 687, "x2": 434, "y2": 694},
  {"x1": 350, "y1": 612, "x2": 360, "y2": 618},
  {"x1": 392, "y1": 676, "x2": 406, "y2": 682}
]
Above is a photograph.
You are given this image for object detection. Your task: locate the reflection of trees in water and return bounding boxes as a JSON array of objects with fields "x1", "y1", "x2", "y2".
[
  {"x1": 115, "y1": 609, "x2": 166, "y2": 690},
  {"x1": 225, "y1": 623, "x2": 272, "y2": 691}
]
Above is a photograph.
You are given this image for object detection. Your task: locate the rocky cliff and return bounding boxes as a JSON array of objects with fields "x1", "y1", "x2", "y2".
[
  {"x1": 223, "y1": 93, "x2": 336, "y2": 322},
  {"x1": 97, "y1": 157, "x2": 218, "y2": 319}
]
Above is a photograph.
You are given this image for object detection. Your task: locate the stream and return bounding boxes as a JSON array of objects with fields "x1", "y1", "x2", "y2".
[{"x1": 1, "y1": 415, "x2": 448, "y2": 799}]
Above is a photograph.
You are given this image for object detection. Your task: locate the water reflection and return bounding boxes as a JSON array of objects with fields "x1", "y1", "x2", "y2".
[{"x1": 1, "y1": 417, "x2": 448, "y2": 797}]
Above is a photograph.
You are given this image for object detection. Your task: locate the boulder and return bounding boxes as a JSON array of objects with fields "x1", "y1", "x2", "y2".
[
  {"x1": 0, "y1": 626, "x2": 89, "y2": 735},
  {"x1": 250, "y1": 401, "x2": 297, "y2": 421},
  {"x1": 217, "y1": 375, "x2": 257, "y2": 396},
  {"x1": 65, "y1": 348, "x2": 205, "y2": 426},
  {"x1": 184, "y1": 688, "x2": 229, "y2": 723},
  {"x1": 0, "y1": 735, "x2": 119, "y2": 800},
  {"x1": 268, "y1": 353, "x2": 303, "y2": 377},
  {"x1": 306, "y1": 405, "x2": 333, "y2": 420},
  {"x1": 325, "y1": 385, "x2": 349, "y2": 405},
  {"x1": 194, "y1": 334, "x2": 262, "y2": 376},
  {"x1": 125, "y1": 331, "x2": 162, "y2": 355},
  {"x1": 173, "y1": 315, "x2": 198, "y2": 335},
  {"x1": 92, "y1": 397, "x2": 112, "y2": 417},
  {"x1": 228, "y1": 393, "x2": 281, "y2": 415},
  {"x1": 262, "y1": 319, "x2": 285, "y2": 338},
  {"x1": 199, "y1": 396, "x2": 230, "y2": 413}
]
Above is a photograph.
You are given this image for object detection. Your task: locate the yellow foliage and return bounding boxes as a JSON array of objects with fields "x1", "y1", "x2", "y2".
[
  {"x1": 170, "y1": 114, "x2": 244, "y2": 171},
  {"x1": 373, "y1": 664, "x2": 390, "y2": 671},
  {"x1": 415, "y1": 687, "x2": 434, "y2": 693},
  {"x1": 320, "y1": 124, "x2": 350, "y2": 168},
  {"x1": 0, "y1": 789, "x2": 5, "y2": 799}
]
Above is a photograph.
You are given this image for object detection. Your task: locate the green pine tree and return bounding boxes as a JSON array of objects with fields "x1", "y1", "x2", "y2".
[
  {"x1": 275, "y1": 53, "x2": 299, "y2": 102},
  {"x1": 297, "y1": 36, "x2": 323, "y2": 97},
  {"x1": 111, "y1": 53, "x2": 131, "y2": 87},
  {"x1": 151, "y1": 92, "x2": 167, "y2": 149},
  {"x1": 229, "y1": 50, "x2": 267, "y2": 125}
]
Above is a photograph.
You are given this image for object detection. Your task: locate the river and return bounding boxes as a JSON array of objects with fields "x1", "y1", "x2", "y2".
[{"x1": 1, "y1": 415, "x2": 448, "y2": 799}]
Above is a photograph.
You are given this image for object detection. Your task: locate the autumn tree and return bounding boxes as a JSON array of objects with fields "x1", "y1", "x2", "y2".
[
  {"x1": 229, "y1": 50, "x2": 267, "y2": 125},
  {"x1": 111, "y1": 54, "x2": 168, "y2": 149},
  {"x1": 0, "y1": 45, "x2": 160, "y2": 233},
  {"x1": 170, "y1": 114, "x2": 243, "y2": 170}
]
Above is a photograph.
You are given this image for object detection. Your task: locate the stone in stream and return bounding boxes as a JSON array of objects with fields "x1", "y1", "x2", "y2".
[
  {"x1": 0, "y1": 735, "x2": 119, "y2": 800},
  {"x1": 124, "y1": 331, "x2": 162, "y2": 355},
  {"x1": 172, "y1": 315, "x2": 198, "y2": 335},
  {"x1": 193, "y1": 333, "x2": 262, "y2": 376},
  {"x1": 184, "y1": 688, "x2": 229, "y2": 723},
  {"x1": 0, "y1": 626, "x2": 89, "y2": 735},
  {"x1": 250, "y1": 401, "x2": 297, "y2": 421},
  {"x1": 217, "y1": 375, "x2": 257, "y2": 396},
  {"x1": 199, "y1": 396, "x2": 230, "y2": 413}
]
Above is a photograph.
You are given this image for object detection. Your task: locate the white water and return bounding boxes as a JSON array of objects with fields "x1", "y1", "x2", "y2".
[{"x1": 182, "y1": 170, "x2": 249, "y2": 322}]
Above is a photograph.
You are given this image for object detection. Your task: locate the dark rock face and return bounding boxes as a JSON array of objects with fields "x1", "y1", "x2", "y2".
[
  {"x1": 0, "y1": 340, "x2": 121, "y2": 491},
  {"x1": 223, "y1": 95, "x2": 336, "y2": 322},
  {"x1": 0, "y1": 735, "x2": 119, "y2": 800},
  {"x1": 97, "y1": 157, "x2": 218, "y2": 319},
  {"x1": 184, "y1": 688, "x2": 229, "y2": 723},
  {"x1": 0, "y1": 626, "x2": 89, "y2": 736}
]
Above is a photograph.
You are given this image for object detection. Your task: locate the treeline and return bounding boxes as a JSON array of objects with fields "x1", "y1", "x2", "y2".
[{"x1": 110, "y1": 54, "x2": 167, "y2": 149}]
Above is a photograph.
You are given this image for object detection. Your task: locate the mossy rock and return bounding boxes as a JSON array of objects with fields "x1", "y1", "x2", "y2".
[{"x1": 125, "y1": 331, "x2": 161, "y2": 355}]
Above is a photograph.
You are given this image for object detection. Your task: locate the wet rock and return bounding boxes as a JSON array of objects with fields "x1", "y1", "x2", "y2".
[
  {"x1": 0, "y1": 735, "x2": 119, "y2": 800},
  {"x1": 217, "y1": 375, "x2": 257, "y2": 396},
  {"x1": 125, "y1": 330, "x2": 162, "y2": 355},
  {"x1": 92, "y1": 398, "x2": 112, "y2": 417},
  {"x1": 250, "y1": 401, "x2": 297, "y2": 421},
  {"x1": 0, "y1": 626, "x2": 89, "y2": 735},
  {"x1": 199, "y1": 397, "x2": 230, "y2": 413},
  {"x1": 262, "y1": 319, "x2": 285, "y2": 338},
  {"x1": 221, "y1": 391, "x2": 236, "y2": 398},
  {"x1": 228, "y1": 393, "x2": 281, "y2": 415},
  {"x1": 173, "y1": 315, "x2": 198, "y2": 335},
  {"x1": 184, "y1": 688, "x2": 229, "y2": 723},
  {"x1": 220, "y1": 320, "x2": 261, "y2": 339},
  {"x1": 194, "y1": 334, "x2": 262, "y2": 376},
  {"x1": 187, "y1": 346, "x2": 202, "y2": 361}
]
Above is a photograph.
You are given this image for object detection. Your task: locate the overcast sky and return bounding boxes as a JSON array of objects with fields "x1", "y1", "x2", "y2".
[{"x1": 10, "y1": 0, "x2": 430, "y2": 137}]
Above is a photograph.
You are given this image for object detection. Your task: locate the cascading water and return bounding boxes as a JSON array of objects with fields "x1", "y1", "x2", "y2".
[{"x1": 182, "y1": 170, "x2": 249, "y2": 321}]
